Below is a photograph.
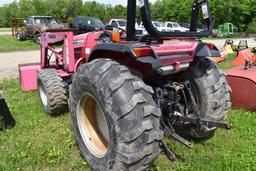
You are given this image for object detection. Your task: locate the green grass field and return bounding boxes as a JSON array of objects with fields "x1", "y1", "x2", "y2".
[
  {"x1": 0, "y1": 36, "x2": 39, "y2": 52},
  {"x1": 218, "y1": 53, "x2": 237, "y2": 70},
  {"x1": 0, "y1": 78, "x2": 255, "y2": 170}
]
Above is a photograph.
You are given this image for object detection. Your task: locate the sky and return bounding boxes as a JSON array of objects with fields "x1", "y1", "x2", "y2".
[{"x1": 0, "y1": 0, "x2": 157, "y2": 7}]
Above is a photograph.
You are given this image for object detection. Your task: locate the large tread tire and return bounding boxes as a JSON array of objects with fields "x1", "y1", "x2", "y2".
[
  {"x1": 16, "y1": 32, "x2": 24, "y2": 41},
  {"x1": 34, "y1": 33, "x2": 41, "y2": 44},
  {"x1": 70, "y1": 59, "x2": 163, "y2": 171},
  {"x1": 21, "y1": 31, "x2": 26, "y2": 40},
  {"x1": 37, "y1": 69, "x2": 68, "y2": 115},
  {"x1": 184, "y1": 57, "x2": 231, "y2": 138}
]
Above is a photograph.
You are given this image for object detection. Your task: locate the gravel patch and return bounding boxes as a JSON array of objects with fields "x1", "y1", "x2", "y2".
[{"x1": 0, "y1": 50, "x2": 39, "y2": 80}]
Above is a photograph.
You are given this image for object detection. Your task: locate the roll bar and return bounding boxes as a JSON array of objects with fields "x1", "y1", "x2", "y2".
[{"x1": 126, "y1": 0, "x2": 213, "y2": 41}]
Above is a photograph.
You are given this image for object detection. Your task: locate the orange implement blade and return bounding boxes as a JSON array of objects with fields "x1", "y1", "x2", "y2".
[{"x1": 233, "y1": 49, "x2": 256, "y2": 67}]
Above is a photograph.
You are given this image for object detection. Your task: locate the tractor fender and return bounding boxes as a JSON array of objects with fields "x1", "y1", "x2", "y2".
[
  {"x1": 195, "y1": 42, "x2": 221, "y2": 58},
  {"x1": 89, "y1": 43, "x2": 135, "y2": 62},
  {"x1": 88, "y1": 43, "x2": 161, "y2": 79}
]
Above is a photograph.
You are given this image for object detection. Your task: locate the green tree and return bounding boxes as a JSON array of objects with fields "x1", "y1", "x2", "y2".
[
  {"x1": 19, "y1": 0, "x2": 36, "y2": 17},
  {"x1": 0, "y1": 0, "x2": 255, "y2": 32},
  {"x1": 31, "y1": 0, "x2": 47, "y2": 16},
  {"x1": 4, "y1": 1, "x2": 19, "y2": 27}
]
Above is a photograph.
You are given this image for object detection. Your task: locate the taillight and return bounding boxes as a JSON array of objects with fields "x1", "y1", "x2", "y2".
[{"x1": 133, "y1": 47, "x2": 153, "y2": 57}]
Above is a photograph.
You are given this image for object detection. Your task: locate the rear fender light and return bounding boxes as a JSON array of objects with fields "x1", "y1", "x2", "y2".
[{"x1": 133, "y1": 47, "x2": 153, "y2": 57}]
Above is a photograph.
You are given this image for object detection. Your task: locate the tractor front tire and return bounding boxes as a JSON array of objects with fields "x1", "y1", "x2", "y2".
[
  {"x1": 184, "y1": 57, "x2": 231, "y2": 138},
  {"x1": 70, "y1": 59, "x2": 163, "y2": 171},
  {"x1": 37, "y1": 69, "x2": 68, "y2": 115}
]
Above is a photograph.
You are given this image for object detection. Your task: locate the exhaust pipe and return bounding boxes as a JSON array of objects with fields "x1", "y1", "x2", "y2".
[{"x1": 0, "y1": 96, "x2": 15, "y2": 130}]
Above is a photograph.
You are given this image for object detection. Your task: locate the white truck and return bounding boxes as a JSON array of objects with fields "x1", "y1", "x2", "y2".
[
  {"x1": 164, "y1": 22, "x2": 189, "y2": 32},
  {"x1": 139, "y1": 21, "x2": 172, "y2": 32},
  {"x1": 152, "y1": 21, "x2": 172, "y2": 32},
  {"x1": 109, "y1": 19, "x2": 147, "y2": 37},
  {"x1": 108, "y1": 19, "x2": 127, "y2": 30}
]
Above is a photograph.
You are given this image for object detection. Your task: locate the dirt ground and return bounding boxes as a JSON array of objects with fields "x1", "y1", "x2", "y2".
[
  {"x1": 0, "y1": 50, "x2": 39, "y2": 80},
  {"x1": 0, "y1": 32, "x2": 12, "y2": 36}
]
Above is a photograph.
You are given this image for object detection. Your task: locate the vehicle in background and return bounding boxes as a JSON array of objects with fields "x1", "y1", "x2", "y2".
[
  {"x1": 109, "y1": 19, "x2": 147, "y2": 38},
  {"x1": 108, "y1": 19, "x2": 127, "y2": 30},
  {"x1": 70, "y1": 16, "x2": 105, "y2": 34},
  {"x1": 178, "y1": 22, "x2": 191, "y2": 29},
  {"x1": 152, "y1": 21, "x2": 172, "y2": 32},
  {"x1": 177, "y1": 22, "x2": 205, "y2": 32},
  {"x1": 139, "y1": 21, "x2": 171, "y2": 32},
  {"x1": 165, "y1": 22, "x2": 189, "y2": 32},
  {"x1": 217, "y1": 22, "x2": 238, "y2": 37},
  {"x1": 136, "y1": 23, "x2": 148, "y2": 36},
  {"x1": 16, "y1": 16, "x2": 68, "y2": 43}
]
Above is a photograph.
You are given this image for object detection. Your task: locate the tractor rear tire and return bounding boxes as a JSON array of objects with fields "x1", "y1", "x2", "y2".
[
  {"x1": 184, "y1": 57, "x2": 231, "y2": 138},
  {"x1": 37, "y1": 69, "x2": 68, "y2": 115},
  {"x1": 70, "y1": 59, "x2": 163, "y2": 171}
]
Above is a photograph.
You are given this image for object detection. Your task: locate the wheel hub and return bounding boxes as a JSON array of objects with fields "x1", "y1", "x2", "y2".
[
  {"x1": 38, "y1": 82, "x2": 48, "y2": 106},
  {"x1": 76, "y1": 93, "x2": 109, "y2": 158},
  {"x1": 37, "y1": 36, "x2": 41, "y2": 44}
]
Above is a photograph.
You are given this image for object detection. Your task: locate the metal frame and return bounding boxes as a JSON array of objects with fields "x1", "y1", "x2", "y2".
[
  {"x1": 127, "y1": 0, "x2": 213, "y2": 40},
  {"x1": 11, "y1": 18, "x2": 26, "y2": 36}
]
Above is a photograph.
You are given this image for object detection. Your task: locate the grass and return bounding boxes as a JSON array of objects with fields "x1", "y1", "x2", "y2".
[
  {"x1": 0, "y1": 79, "x2": 256, "y2": 170},
  {"x1": 218, "y1": 53, "x2": 237, "y2": 70},
  {"x1": 0, "y1": 36, "x2": 39, "y2": 52},
  {"x1": 0, "y1": 28, "x2": 11, "y2": 32}
]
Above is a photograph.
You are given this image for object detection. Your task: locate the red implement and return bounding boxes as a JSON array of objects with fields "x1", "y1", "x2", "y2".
[
  {"x1": 232, "y1": 49, "x2": 256, "y2": 67},
  {"x1": 226, "y1": 67, "x2": 256, "y2": 111}
]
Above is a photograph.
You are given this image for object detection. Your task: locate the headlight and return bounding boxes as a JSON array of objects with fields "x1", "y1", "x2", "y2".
[{"x1": 74, "y1": 40, "x2": 85, "y2": 46}]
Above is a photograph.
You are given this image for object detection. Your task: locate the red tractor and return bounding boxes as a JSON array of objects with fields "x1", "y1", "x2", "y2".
[{"x1": 19, "y1": 0, "x2": 231, "y2": 170}]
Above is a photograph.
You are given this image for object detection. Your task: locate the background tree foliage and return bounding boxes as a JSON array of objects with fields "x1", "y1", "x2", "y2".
[{"x1": 0, "y1": 0, "x2": 255, "y2": 31}]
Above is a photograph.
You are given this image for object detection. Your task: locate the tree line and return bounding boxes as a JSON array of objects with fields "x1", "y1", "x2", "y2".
[{"x1": 0, "y1": 0, "x2": 255, "y2": 31}]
